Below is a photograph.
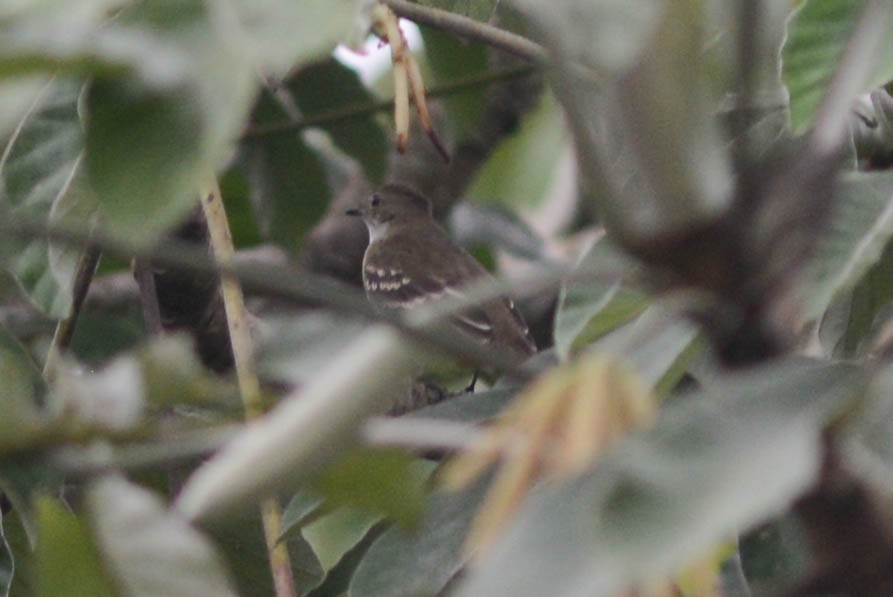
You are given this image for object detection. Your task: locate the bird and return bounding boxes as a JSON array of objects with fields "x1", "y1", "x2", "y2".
[{"x1": 345, "y1": 183, "x2": 537, "y2": 361}]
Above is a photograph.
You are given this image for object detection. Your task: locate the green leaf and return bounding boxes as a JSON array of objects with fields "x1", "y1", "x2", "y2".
[
  {"x1": 84, "y1": 76, "x2": 204, "y2": 243},
  {"x1": 280, "y1": 492, "x2": 326, "y2": 541},
  {"x1": 554, "y1": 236, "x2": 649, "y2": 360},
  {"x1": 35, "y1": 497, "x2": 116, "y2": 597},
  {"x1": 85, "y1": 475, "x2": 238, "y2": 597},
  {"x1": 3, "y1": 0, "x2": 258, "y2": 243},
  {"x1": 305, "y1": 524, "x2": 386, "y2": 597},
  {"x1": 225, "y1": 0, "x2": 357, "y2": 78},
  {"x1": 591, "y1": 304, "x2": 702, "y2": 395},
  {"x1": 469, "y1": 91, "x2": 568, "y2": 210},
  {"x1": 239, "y1": 88, "x2": 330, "y2": 253},
  {"x1": 350, "y1": 479, "x2": 489, "y2": 597},
  {"x1": 68, "y1": 310, "x2": 144, "y2": 366},
  {"x1": 279, "y1": 452, "x2": 436, "y2": 587},
  {"x1": 0, "y1": 78, "x2": 84, "y2": 317},
  {"x1": 313, "y1": 449, "x2": 432, "y2": 531},
  {"x1": 784, "y1": 0, "x2": 893, "y2": 135},
  {"x1": 458, "y1": 361, "x2": 863, "y2": 597},
  {"x1": 218, "y1": 165, "x2": 262, "y2": 248},
  {"x1": 303, "y1": 508, "x2": 382, "y2": 576},
  {"x1": 286, "y1": 58, "x2": 389, "y2": 183},
  {"x1": 804, "y1": 171, "x2": 893, "y2": 323},
  {"x1": 0, "y1": 325, "x2": 52, "y2": 455},
  {"x1": 208, "y1": 509, "x2": 324, "y2": 597}
]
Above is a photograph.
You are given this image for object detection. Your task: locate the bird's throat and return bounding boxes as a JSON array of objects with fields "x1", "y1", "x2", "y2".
[{"x1": 366, "y1": 221, "x2": 390, "y2": 244}]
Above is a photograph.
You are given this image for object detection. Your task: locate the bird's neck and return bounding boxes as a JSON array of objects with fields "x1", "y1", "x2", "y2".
[{"x1": 367, "y1": 217, "x2": 431, "y2": 245}]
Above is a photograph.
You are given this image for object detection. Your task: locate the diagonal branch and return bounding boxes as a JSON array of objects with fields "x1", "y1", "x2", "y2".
[{"x1": 383, "y1": 0, "x2": 547, "y2": 63}]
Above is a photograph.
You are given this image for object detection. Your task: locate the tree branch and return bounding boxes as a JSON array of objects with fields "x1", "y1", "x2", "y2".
[{"x1": 383, "y1": 0, "x2": 548, "y2": 63}]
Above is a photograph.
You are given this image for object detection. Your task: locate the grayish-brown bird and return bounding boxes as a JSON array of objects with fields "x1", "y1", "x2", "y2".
[{"x1": 346, "y1": 184, "x2": 536, "y2": 359}]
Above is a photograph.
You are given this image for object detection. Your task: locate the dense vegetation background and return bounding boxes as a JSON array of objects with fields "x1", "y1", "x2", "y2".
[{"x1": 2, "y1": 0, "x2": 893, "y2": 595}]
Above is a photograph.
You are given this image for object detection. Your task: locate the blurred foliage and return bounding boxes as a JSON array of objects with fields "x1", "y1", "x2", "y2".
[{"x1": 1, "y1": 0, "x2": 893, "y2": 596}]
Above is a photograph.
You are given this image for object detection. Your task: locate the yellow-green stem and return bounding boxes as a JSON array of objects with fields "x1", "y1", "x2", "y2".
[{"x1": 198, "y1": 173, "x2": 296, "y2": 597}]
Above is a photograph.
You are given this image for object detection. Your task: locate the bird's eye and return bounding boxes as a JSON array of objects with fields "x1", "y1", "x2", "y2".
[{"x1": 370, "y1": 193, "x2": 381, "y2": 207}]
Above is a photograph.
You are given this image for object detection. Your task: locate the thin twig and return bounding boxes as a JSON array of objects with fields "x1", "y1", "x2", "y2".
[
  {"x1": 133, "y1": 259, "x2": 163, "y2": 336},
  {"x1": 197, "y1": 175, "x2": 296, "y2": 597},
  {"x1": 383, "y1": 0, "x2": 548, "y2": 63},
  {"x1": 241, "y1": 64, "x2": 534, "y2": 139},
  {"x1": 42, "y1": 244, "x2": 101, "y2": 380}
]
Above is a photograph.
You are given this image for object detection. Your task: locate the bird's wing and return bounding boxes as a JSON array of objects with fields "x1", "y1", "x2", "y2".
[{"x1": 364, "y1": 264, "x2": 495, "y2": 342}]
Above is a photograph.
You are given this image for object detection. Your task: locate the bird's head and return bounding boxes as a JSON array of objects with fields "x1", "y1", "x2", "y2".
[{"x1": 346, "y1": 184, "x2": 433, "y2": 242}]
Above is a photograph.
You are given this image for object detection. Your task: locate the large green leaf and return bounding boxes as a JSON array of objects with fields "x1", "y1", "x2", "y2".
[
  {"x1": 85, "y1": 475, "x2": 238, "y2": 597},
  {"x1": 313, "y1": 449, "x2": 432, "y2": 531},
  {"x1": 239, "y1": 87, "x2": 330, "y2": 254},
  {"x1": 0, "y1": 79, "x2": 84, "y2": 317},
  {"x1": 804, "y1": 171, "x2": 893, "y2": 323},
  {"x1": 303, "y1": 508, "x2": 382, "y2": 579},
  {"x1": 469, "y1": 91, "x2": 569, "y2": 210},
  {"x1": 458, "y1": 361, "x2": 863, "y2": 596},
  {"x1": 349, "y1": 479, "x2": 489, "y2": 597},
  {"x1": 224, "y1": 0, "x2": 357, "y2": 78},
  {"x1": 784, "y1": 0, "x2": 893, "y2": 135},
  {"x1": 84, "y1": 76, "x2": 205, "y2": 241},
  {"x1": 279, "y1": 449, "x2": 434, "y2": 548},
  {"x1": 286, "y1": 58, "x2": 389, "y2": 183},
  {"x1": 35, "y1": 497, "x2": 116, "y2": 597}
]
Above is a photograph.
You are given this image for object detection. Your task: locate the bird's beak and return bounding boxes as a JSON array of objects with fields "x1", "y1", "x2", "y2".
[{"x1": 345, "y1": 207, "x2": 361, "y2": 216}]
